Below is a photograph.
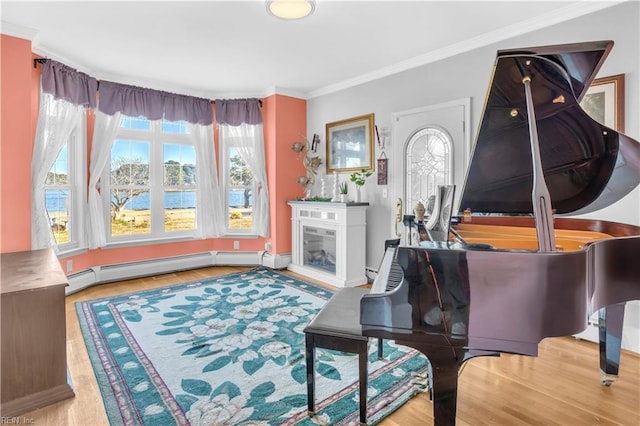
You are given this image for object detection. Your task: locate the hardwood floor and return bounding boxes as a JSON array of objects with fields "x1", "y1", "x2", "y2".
[{"x1": 21, "y1": 266, "x2": 639, "y2": 425}]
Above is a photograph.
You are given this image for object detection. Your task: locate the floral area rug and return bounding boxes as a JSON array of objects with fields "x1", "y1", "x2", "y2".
[{"x1": 76, "y1": 268, "x2": 429, "y2": 425}]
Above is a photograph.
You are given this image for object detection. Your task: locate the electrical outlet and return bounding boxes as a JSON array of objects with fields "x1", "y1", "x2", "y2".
[
  {"x1": 233, "y1": 240, "x2": 240, "y2": 250},
  {"x1": 382, "y1": 188, "x2": 388, "y2": 198},
  {"x1": 66, "y1": 260, "x2": 73, "y2": 272},
  {"x1": 265, "y1": 242, "x2": 272, "y2": 251}
]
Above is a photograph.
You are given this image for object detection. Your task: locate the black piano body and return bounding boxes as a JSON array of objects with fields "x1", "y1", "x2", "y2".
[{"x1": 361, "y1": 40, "x2": 640, "y2": 425}]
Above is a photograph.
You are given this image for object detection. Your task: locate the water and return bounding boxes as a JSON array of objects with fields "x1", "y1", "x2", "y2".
[{"x1": 45, "y1": 189, "x2": 252, "y2": 212}]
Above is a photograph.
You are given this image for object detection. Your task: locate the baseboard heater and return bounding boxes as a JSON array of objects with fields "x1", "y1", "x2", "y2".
[{"x1": 66, "y1": 250, "x2": 290, "y2": 295}]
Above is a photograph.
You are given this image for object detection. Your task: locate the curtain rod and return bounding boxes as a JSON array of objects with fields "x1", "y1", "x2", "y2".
[
  {"x1": 34, "y1": 58, "x2": 48, "y2": 68},
  {"x1": 34, "y1": 58, "x2": 262, "y2": 107}
]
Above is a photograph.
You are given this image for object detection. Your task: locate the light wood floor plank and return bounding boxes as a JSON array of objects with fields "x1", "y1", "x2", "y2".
[{"x1": 20, "y1": 266, "x2": 640, "y2": 425}]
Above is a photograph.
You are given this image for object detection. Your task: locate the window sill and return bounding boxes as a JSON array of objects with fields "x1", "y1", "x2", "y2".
[
  {"x1": 221, "y1": 233, "x2": 259, "y2": 239},
  {"x1": 104, "y1": 235, "x2": 198, "y2": 249},
  {"x1": 57, "y1": 247, "x2": 89, "y2": 259},
  {"x1": 79, "y1": 233, "x2": 260, "y2": 251}
]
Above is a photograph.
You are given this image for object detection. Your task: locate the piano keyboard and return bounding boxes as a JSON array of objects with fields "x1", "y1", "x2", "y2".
[{"x1": 370, "y1": 247, "x2": 403, "y2": 294}]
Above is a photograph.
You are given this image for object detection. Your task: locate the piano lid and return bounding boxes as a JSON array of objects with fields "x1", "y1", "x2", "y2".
[{"x1": 459, "y1": 41, "x2": 640, "y2": 215}]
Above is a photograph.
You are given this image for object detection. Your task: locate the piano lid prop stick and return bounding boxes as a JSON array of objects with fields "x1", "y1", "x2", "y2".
[{"x1": 522, "y1": 75, "x2": 556, "y2": 252}]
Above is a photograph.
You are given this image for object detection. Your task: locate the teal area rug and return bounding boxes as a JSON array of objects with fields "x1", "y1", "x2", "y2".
[{"x1": 77, "y1": 268, "x2": 429, "y2": 425}]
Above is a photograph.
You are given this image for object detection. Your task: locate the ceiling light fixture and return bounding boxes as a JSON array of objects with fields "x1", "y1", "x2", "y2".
[{"x1": 266, "y1": 0, "x2": 316, "y2": 20}]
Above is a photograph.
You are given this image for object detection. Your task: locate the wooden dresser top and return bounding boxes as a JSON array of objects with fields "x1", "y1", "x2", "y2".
[{"x1": 0, "y1": 248, "x2": 68, "y2": 294}]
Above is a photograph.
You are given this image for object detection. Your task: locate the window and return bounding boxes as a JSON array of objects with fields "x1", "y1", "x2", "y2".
[
  {"x1": 221, "y1": 145, "x2": 254, "y2": 232},
  {"x1": 43, "y1": 122, "x2": 86, "y2": 252},
  {"x1": 105, "y1": 117, "x2": 197, "y2": 242},
  {"x1": 405, "y1": 126, "x2": 453, "y2": 212}
]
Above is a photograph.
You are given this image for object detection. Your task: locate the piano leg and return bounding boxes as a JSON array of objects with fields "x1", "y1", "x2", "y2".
[
  {"x1": 598, "y1": 303, "x2": 625, "y2": 386},
  {"x1": 305, "y1": 336, "x2": 316, "y2": 416},
  {"x1": 401, "y1": 342, "x2": 461, "y2": 426},
  {"x1": 430, "y1": 354, "x2": 461, "y2": 426}
]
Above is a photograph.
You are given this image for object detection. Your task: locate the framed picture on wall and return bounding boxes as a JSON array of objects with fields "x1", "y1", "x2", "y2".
[
  {"x1": 326, "y1": 113, "x2": 375, "y2": 173},
  {"x1": 580, "y1": 74, "x2": 625, "y2": 132}
]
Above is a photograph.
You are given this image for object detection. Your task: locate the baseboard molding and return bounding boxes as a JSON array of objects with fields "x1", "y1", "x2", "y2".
[
  {"x1": 262, "y1": 252, "x2": 291, "y2": 269},
  {"x1": 0, "y1": 383, "x2": 74, "y2": 417},
  {"x1": 66, "y1": 251, "x2": 293, "y2": 295}
]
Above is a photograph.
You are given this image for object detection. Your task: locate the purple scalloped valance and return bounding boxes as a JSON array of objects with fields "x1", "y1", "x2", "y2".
[
  {"x1": 41, "y1": 60, "x2": 98, "y2": 108},
  {"x1": 215, "y1": 98, "x2": 262, "y2": 126},
  {"x1": 98, "y1": 81, "x2": 213, "y2": 125}
]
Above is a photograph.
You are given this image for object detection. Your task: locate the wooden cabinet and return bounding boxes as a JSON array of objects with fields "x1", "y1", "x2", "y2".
[
  {"x1": 288, "y1": 201, "x2": 368, "y2": 287},
  {"x1": 1, "y1": 249, "x2": 74, "y2": 416}
]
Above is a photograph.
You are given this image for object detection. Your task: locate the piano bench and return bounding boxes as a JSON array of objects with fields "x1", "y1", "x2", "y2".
[{"x1": 303, "y1": 287, "x2": 383, "y2": 426}]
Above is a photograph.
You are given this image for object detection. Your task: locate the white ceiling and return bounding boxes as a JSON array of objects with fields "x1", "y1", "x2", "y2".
[{"x1": 1, "y1": 1, "x2": 623, "y2": 100}]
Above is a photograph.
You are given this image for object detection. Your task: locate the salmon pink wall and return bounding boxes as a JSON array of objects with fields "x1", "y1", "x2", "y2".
[
  {"x1": 262, "y1": 94, "x2": 307, "y2": 254},
  {"x1": 0, "y1": 35, "x2": 307, "y2": 274},
  {"x1": 0, "y1": 35, "x2": 33, "y2": 253}
]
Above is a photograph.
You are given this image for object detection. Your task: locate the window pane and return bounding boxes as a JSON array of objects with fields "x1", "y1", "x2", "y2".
[
  {"x1": 111, "y1": 190, "x2": 151, "y2": 236},
  {"x1": 121, "y1": 116, "x2": 151, "y2": 130},
  {"x1": 47, "y1": 145, "x2": 68, "y2": 185},
  {"x1": 162, "y1": 119, "x2": 189, "y2": 134},
  {"x1": 45, "y1": 189, "x2": 69, "y2": 244},
  {"x1": 163, "y1": 144, "x2": 196, "y2": 186},
  {"x1": 110, "y1": 140, "x2": 150, "y2": 236},
  {"x1": 228, "y1": 190, "x2": 253, "y2": 229},
  {"x1": 165, "y1": 190, "x2": 196, "y2": 232},
  {"x1": 111, "y1": 140, "x2": 150, "y2": 185},
  {"x1": 406, "y1": 127, "x2": 452, "y2": 212},
  {"x1": 228, "y1": 149, "x2": 253, "y2": 230}
]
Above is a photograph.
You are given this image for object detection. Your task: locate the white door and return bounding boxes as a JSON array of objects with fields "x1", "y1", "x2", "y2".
[{"x1": 390, "y1": 99, "x2": 470, "y2": 235}]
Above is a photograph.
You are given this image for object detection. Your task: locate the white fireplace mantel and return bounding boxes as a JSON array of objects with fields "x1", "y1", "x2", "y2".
[{"x1": 287, "y1": 201, "x2": 368, "y2": 288}]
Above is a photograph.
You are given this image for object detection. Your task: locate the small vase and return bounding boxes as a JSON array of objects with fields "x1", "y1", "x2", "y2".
[
  {"x1": 355, "y1": 187, "x2": 361, "y2": 203},
  {"x1": 339, "y1": 193, "x2": 348, "y2": 203}
]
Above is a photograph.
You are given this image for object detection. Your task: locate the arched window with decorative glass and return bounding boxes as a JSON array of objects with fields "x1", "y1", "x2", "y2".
[{"x1": 404, "y1": 126, "x2": 453, "y2": 215}]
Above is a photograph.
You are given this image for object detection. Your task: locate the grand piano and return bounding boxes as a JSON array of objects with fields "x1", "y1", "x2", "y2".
[{"x1": 360, "y1": 41, "x2": 640, "y2": 425}]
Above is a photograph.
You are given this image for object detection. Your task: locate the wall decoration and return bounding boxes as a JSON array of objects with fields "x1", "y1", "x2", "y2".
[
  {"x1": 292, "y1": 137, "x2": 322, "y2": 198},
  {"x1": 580, "y1": 74, "x2": 625, "y2": 132},
  {"x1": 326, "y1": 113, "x2": 374, "y2": 173},
  {"x1": 377, "y1": 153, "x2": 388, "y2": 185}
]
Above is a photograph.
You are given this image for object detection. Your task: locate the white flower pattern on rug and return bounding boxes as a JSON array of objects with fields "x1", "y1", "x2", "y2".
[{"x1": 79, "y1": 269, "x2": 429, "y2": 425}]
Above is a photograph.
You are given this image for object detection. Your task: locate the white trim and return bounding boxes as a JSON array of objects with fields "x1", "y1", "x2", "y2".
[
  {"x1": 394, "y1": 97, "x2": 471, "y2": 162},
  {"x1": 0, "y1": 20, "x2": 38, "y2": 40},
  {"x1": 19, "y1": 2, "x2": 621, "y2": 101},
  {"x1": 66, "y1": 251, "x2": 292, "y2": 295},
  {"x1": 262, "y1": 252, "x2": 292, "y2": 269},
  {"x1": 306, "y1": 1, "x2": 623, "y2": 99}
]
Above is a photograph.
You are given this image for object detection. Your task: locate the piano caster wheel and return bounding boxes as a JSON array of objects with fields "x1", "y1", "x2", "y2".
[
  {"x1": 600, "y1": 372, "x2": 618, "y2": 387},
  {"x1": 307, "y1": 410, "x2": 315, "y2": 417}
]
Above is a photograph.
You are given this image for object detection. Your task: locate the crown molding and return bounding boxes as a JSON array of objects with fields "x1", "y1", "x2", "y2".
[
  {"x1": 261, "y1": 86, "x2": 307, "y2": 100},
  {"x1": 306, "y1": 1, "x2": 625, "y2": 99},
  {"x1": 0, "y1": 20, "x2": 38, "y2": 40}
]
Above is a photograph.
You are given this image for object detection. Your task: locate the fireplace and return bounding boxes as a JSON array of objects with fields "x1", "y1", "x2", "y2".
[
  {"x1": 288, "y1": 201, "x2": 368, "y2": 287},
  {"x1": 303, "y1": 225, "x2": 337, "y2": 274}
]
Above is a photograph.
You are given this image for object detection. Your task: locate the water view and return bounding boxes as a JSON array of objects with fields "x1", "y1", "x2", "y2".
[{"x1": 45, "y1": 189, "x2": 252, "y2": 212}]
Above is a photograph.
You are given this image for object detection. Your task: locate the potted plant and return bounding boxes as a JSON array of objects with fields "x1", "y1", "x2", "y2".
[
  {"x1": 338, "y1": 182, "x2": 348, "y2": 202},
  {"x1": 349, "y1": 168, "x2": 372, "y2": 202}
]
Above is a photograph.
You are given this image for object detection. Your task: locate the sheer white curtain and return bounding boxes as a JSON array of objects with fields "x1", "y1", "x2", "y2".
[
  {"x1": 31, "y1": 92, "x2": 84, "y2": 251},
  {"x1": 87, "y1": 110, "x2": 122, "y2": 249},
  {"x1": 219, "y1": 123, "x2": 270, "y2": 237},
  {"x1": 187, "y1": 122, "x2": 225, "y2": 238}
]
